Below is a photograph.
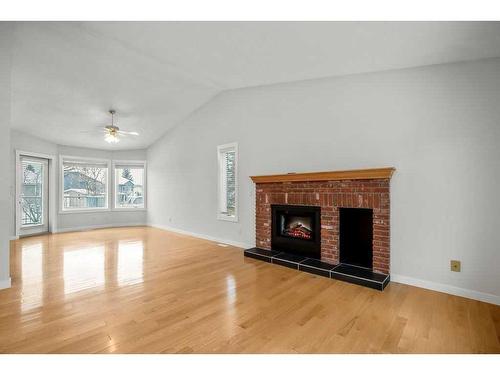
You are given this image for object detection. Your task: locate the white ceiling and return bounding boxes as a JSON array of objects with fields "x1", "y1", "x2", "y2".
[{"x1": 10, "y1": 21, "x2": 500, "y2": 150}]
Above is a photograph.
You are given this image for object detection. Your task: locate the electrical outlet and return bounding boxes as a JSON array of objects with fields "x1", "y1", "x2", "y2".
[{"x1": 450, "y1": 260, "x2": 461, "y2": 272}]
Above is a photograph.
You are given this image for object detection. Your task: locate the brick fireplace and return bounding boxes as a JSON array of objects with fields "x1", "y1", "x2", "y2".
[{"x1": 252, "y1": 168, "x2": 394, "y2": 275}]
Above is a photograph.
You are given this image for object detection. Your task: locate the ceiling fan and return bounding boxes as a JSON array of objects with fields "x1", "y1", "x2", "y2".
[{"x1": 101, "y1": 110, "x2": 139, "y2": 143}]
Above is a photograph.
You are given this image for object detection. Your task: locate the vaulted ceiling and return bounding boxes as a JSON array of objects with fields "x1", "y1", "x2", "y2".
[{"x1": 10, "y1": 21, "x2": 500, "y2": 149}]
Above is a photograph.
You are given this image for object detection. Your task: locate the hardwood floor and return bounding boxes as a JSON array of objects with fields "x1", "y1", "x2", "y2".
[{"x1": 0, "y1": 226, "x2": 499, "y2": 353}]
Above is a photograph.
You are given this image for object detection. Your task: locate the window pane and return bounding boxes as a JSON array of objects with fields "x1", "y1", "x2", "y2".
[
  {"x1": 224, "y1": 151, "x2": 236, "y2": 216},
  {"x1": 115, "y1": 167, "x2": 145, "y2": 208},
  {"x1": 21, "y1": 161, "x2": 43, "y2": 225},
  {"x1": 217, "y1": 143, "x2": 237, "y2": 220},
  {"x1": 63, "y1": 162, "x2": 107, "y2": 210}
]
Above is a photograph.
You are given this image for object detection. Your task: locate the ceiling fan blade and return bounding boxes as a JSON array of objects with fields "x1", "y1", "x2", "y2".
[
  {"x1": 79, "y1": 129, "x2": 108, "y2": 134},
  {"x1": 117, "y1": 130, "x2": 139, "y2": 136}
]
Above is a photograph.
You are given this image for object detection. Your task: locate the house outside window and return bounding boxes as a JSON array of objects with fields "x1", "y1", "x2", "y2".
[
  {"x1": 217, "y1": 142, "x2": 238, "y2": 222},
  {"x1": 114, "y1": 162, "x2": 146, "y2": 209},
  {"x1": 61, "y1": 157, "x2": 110, "y2": 211}
]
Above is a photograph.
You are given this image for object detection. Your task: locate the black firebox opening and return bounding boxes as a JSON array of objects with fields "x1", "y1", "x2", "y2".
[
  {"x1": 339, "y1": 208, "x2": 373, "y2": 269},
  {"x1": 271, "y1": 205, "x2": 321, "y2": 259}
]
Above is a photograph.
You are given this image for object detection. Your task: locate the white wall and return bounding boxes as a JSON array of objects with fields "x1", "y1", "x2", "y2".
[
  {"x1": 0, "y1": 23, "x2": 13, "y2": 289},
  {"x1": 10, "y1": 130, "x2": 147, "y2": 236},
  {"x1": 148, "y1": 58, "x2": 500, "y2": 304}
]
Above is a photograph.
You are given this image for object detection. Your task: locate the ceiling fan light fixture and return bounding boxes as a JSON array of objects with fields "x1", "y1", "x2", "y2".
[
  {"x1": 101, "y1": 109, "x2": 138, "y2": 143},
  {"x1": 105, "y1": 132, "x2": 119, "y2": 143},
  {"x1": 105, "y1": 110, "x2": 120, "y2": 143}
]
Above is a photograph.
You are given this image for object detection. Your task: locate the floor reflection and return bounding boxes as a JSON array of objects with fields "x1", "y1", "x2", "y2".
[
  {"x1": 13, "y1": 231, "x2": 146, "y2": 312},
  {"x1": 223, "y1": 274, "x2": 238, "y2": 337},
  {"x1": 226, "y1": 275, "x2": 237, "y2": 306},
  {"x1": 64, "y1": 246, "x2": 105, "y2": 294},
  {"x1": 21, "y1": 243, "x2": 43, "y2": 311},
  {"x1": 117, "y1": 240, "x2": 144, "y2": 286}
]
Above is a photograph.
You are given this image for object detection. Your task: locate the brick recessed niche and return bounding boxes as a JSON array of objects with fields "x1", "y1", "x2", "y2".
[{"x1": 251, "y1": 168, "x2": 394, "y2": 274}]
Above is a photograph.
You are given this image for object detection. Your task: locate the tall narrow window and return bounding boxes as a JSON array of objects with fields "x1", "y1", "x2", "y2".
[
  {"x1": 61, "y1": 157, "x2": 109, "y2": 211},
  {"x1": 114, "y1": 162, "x2": 146, "y2": 209},
  {"x1": 217, "y1": 143, "x2": 238, "y2": 222}
]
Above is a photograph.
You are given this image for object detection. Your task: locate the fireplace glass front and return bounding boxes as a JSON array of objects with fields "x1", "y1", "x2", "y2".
[{"x1": 271, "y1": 205, "x2": 321, "y2": 258}]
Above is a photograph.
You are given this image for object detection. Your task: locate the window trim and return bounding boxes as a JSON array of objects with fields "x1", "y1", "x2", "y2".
[
  {"x1": 59, "y1": 155, "x2": 111, "y2": 214},
  {"x1": 217, "y1": 142, "x2": 238, "y2": 222},
  {"x1": 15, "y1": 149, "x2": 57, "y2": 237},
  {"x1": 112, "y1": 160, "x2": 147, "y2": 211}
]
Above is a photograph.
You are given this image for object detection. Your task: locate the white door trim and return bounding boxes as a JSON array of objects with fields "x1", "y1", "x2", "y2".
[{"x1": 15, "y1": 150, "x2": 57, "y2": 237}]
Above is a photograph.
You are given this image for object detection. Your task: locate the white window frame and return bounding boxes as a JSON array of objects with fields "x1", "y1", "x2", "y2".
[
  {"x1": 217, "y1": 142, "x2": 238, "y2": 222},
  {"x1": 15, "y1": 150, "x2": 57, "y2": 237},
  {"x1": 59, "y1": 155, "x2": 111, "y2": 214},
  {"x1": 112, "y1": 160, "x2": 147, "y2": 211}
]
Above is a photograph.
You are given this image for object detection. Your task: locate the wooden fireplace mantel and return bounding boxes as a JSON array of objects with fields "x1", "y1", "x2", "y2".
[{"x1": 250, "y1": 167, "x2": 395, "y2": 184}]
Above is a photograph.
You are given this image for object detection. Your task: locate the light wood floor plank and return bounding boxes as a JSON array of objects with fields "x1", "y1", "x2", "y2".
[{"x1": 0, "y1": 226, "x2": 498, "y2": 353}]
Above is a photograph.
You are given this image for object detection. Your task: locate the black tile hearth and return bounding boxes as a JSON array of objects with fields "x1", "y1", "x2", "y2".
[
  {"x1": 244, "y1": 247, "x2": 389, "y2": 290},
  {"x1": 330, "y1": 264, "x2": 389, "y2": 291},
  {"x1": 244, "y1": 248, "x2": 281, "y2": 263},
  {"x1": 299, "y1": 258, "x2": 336, "y2": 278},
  {"x1": 272, "y1": 252, "x2": 307, "y2": 270}
]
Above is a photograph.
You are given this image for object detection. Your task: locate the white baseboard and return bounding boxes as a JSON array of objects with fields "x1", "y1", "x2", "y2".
[
  {"x1": 10, "y1": 236, "x2": 19, "y2": 241},
  {"x1": 391, "y1": 274, "x2": 500, "y2": 306},
  {"x1": 54, "y1": 222, "x2": 147, "y2": 234},
  {"x1": 0, "y1": 277, "x2": 12, "y2": 290},
  {"x1": 149, "y1": 223, "x2": 254, "y2": 249}
]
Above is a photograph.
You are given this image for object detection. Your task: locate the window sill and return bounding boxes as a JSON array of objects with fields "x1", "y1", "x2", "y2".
[
  {"x1": 20, "y1": 223, "x2": 45, "y2": 228},
  {"x1": 112, "y1": 207, "x2": 147, "y2": 212},
  {"x1": 59, "y1": 208, "x2": 111, "y2": 214},
  {"x1": 217, "y1": 213, "x2": 238, "y2": 222}
]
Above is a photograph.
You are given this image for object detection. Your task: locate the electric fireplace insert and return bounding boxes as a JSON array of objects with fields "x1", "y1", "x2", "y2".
[{"x1": 271, "y1": 204, "x2": 321, "y2": 258}]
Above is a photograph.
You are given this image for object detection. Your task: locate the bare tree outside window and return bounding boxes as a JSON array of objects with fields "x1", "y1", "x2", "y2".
[
  {"x1": 21, "y1": 161, "x2": 43, "y2": 225},
  {"x1": 63, "y1": 162, "x2": 107, "y2": 210},
  {"x1": 121, "y1": 168, "x2": 134, "y2": 183},
  {"x1": 217, "y1": 143, "x2": 238, "y2": 221}
]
